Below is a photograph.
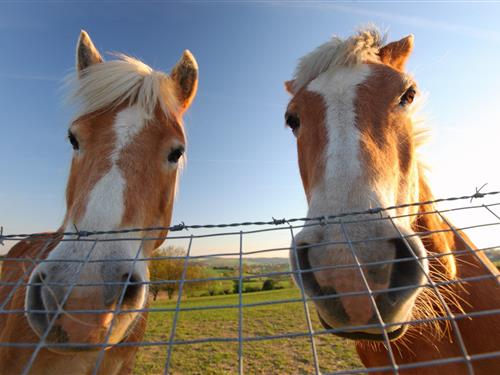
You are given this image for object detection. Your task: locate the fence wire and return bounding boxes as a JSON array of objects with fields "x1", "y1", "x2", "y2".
[{"x1": 0, "y1": 190, "x2": 499, "y2": 374}]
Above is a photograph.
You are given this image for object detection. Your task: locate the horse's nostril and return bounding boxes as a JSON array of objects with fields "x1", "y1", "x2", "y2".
[
  {"x1": 29, "y1": 272, "x2": 46, "y2": 307},
  {"x1": 121, "y1": 274, "x2": 143, "y2": 307},
  {"x1": 295, "y1": 242, "x2": 312, "y2": 271},
  {"x1": 388, "y1": 238, "x2": 425, "y2": 298},
  {"x1": 292, "y1": 244, "x2": 323, "y2": 297},
  {"x1": 26, "y1": 271, "x2": 50, "y2": 334}
]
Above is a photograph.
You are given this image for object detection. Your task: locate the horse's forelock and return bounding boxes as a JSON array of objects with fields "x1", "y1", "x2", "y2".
[{"x1": 292, "y1": 26, "x2": 384, "y2": 92}]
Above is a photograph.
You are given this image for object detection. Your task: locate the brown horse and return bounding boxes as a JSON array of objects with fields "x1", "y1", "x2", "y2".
[
  {"x1": 0, "y1": 31, "x2": 198, "y2": 374},
  {"x1": 284, "y1": 28, "x2": 500, "y2": 374}
]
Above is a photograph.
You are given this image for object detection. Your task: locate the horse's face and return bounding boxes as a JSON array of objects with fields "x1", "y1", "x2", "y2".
[
  {"x1": 285, "y1": 33, "x2": 428, "y2": 340},
  {"x1": 25, "y1": 31, "x2": 198, "y2": 350}
]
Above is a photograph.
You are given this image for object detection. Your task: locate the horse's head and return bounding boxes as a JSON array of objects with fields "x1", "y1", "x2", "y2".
[
  {"x1": 285, "y1": 29, "x2": 432, "y2": 340},
  {"x1": 25, "y1": 31, "x2": 198, "y2": 350}
]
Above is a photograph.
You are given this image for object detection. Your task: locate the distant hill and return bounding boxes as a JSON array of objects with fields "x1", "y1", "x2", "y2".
[
  {"x1": 193, "y1": 251, "x2": 500, "y2": 270},
  {"x1": 193, "y1": 257, "x2": 289, "y2": 268}
]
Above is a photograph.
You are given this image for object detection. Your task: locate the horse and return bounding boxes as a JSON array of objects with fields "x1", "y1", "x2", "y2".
[
  {"x1": 284, "y1": 28, "x2": 500, "y2": 374},
  {"x1": 0, "y1": 30, "x2": 198, "y2": 374}
]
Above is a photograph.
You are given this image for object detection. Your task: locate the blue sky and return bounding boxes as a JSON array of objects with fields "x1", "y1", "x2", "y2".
[{"x1": 1, "y1": 2, "x2": 500, "y2": 254}]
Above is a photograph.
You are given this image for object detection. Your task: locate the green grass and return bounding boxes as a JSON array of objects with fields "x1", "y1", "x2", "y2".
[{"x1": 134, "y1": 288, "x2": 361, "y2": 374}]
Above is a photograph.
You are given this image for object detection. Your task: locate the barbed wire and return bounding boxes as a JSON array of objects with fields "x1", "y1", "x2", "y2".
[{"x1": 1, "y1": 188, "x2": 498, "y2": 241}]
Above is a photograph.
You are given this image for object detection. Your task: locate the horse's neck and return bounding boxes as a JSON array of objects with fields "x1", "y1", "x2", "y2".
[
  {"x1": 414, "y1": 178, "x2": 500, "y2": 343},
  {"x1": 415, "y1": 176, "x2": 498, "y2": 281}
]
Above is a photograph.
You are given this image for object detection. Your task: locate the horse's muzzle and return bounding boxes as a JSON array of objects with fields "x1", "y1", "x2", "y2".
[
  {"x1": 290, "y1": 233, "x2": 428, "y2": 341},
  {"x1": 25, "y1": 263, "x2": 146, "y2": 351}
]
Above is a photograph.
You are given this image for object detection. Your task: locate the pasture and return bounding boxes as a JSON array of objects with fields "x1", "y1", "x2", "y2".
[{"x1": 135, "y1": 288, "x2": 361, "y2": 374}]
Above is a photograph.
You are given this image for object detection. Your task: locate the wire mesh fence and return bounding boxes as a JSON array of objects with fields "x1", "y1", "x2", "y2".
[{"x1": 1, "y1": 190, "x2": 500, "y2": 374}]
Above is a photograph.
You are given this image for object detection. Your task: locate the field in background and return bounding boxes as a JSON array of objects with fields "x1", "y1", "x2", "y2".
[{"x1": 134, "y1": 288, "x2": 361, "y2": 374}]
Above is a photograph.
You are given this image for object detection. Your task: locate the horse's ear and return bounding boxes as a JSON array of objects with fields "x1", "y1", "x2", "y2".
[
  {"x1": 284, "y1": 80, "x2": 295, "y2": 95},
  {"x1": 171, "y1": 50, "x2": 198, "y2": 112},
  {"x1": 379, "y1": 35, "x2": 414, "y2": 71},
  {"x1": 76, "y1": 30, "x2": 103, "y2": 76}
]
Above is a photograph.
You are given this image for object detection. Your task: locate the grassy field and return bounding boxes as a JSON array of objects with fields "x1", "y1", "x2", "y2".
[{"x1": 134, "y1": 288, "x2": 361, "y2": 374}]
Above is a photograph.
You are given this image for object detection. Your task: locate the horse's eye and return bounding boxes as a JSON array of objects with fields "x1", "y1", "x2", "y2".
[
  {"x1": 168, "y1": 146, "x2": 185, "y2": 164},
  {"x1": 400, "y1": 86, "x2": 416, "y2": 106},
  {"x1": 285, "y1": 113, "x2": 300, "y2": 134},
  {"x1": 68, "y1": 131, "x2": 79, "y2": 151}
]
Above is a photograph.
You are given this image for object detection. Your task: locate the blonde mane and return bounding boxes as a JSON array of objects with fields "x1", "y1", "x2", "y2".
[
  {"x1": 67, "y1": 54, "x2": 179, "y2": 120},
  {"x1": 293, "y1": 27, "x2": 384, "y2": 91}
]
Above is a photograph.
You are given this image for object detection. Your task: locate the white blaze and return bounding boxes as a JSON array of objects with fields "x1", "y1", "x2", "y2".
[
  {"x1": 111, "y1": 106, "x2": 148, "y2": 163},
  {"x1": 75, "y1": 105, "x2": 147, "y2": 231},
  {"x1": 79, "y1": 166, "x2": 125, "y2": 231},
  {"x1": 306, "y1": 65, "x2": 372, "y2": 218}
]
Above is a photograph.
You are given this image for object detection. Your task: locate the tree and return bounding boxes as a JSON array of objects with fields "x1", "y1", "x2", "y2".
[
  {"x1": 262, "y1": 278, "x2": 277, "y2": 291},
  {"x1": 149, "y1": 246, "x2": 209, "y2": 300}
]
